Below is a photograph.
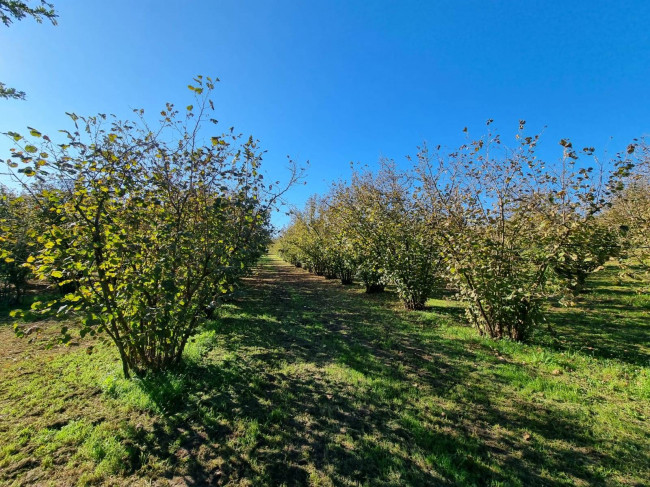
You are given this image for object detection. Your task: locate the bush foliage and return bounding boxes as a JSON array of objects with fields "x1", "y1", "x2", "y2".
[
  {"x1": 2, "y1": 76, "x2": 297, "y2": 377},
  {"x1": 278, "y1": 123, "x2": 647, "y2": 341}
]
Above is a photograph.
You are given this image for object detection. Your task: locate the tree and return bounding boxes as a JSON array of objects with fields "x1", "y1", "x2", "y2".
[
  {"x1": 0, "y1": 185, "x2": 35, "y2": 303},
  {"x1": 319, "y1": 199, "x2": 358, "y2": 284},
  {"x1": 276, "y1": 220, "x2": 306, "y2": 268},
  {"x1": 606, "y1": 139, "x2": 650, "y2": 286},
  {"x1": 4, "y1": 76, "x2": 298, "y2": 377},
  {"x1": 358, "y1": 160, "x2": 443, "y2": 310},
  {"x1": 1, "y1": 1, "x2": 57, "y2": 100},
  {"x1": 552, "y1": 220, "x2": 619, "y2": 294},
  {"x1": 417, "y1": 123, "x2": 607, "y2": 340},
  {"x1": 329, "y1": 175, "x2": 386, "y2": 293}
]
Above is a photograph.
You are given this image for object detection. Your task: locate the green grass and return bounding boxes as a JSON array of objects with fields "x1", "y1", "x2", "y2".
[{"x1": 0, "y1": 255, "x2": 648, "y2": 485}]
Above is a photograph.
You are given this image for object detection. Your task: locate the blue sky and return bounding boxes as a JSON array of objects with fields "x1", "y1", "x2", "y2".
[{"x1": 1, "y1": 0, "x2": 649, "y2": 228}]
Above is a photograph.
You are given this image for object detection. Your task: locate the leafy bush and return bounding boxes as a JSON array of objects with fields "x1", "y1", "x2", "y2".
[
  {"x1": 360, "y1": 160, "x2": 443, "y2": 309},
  {"x1": 607, "y1": 140, "x2": 650, "y2": 286},
  {"x1": 329, "y1": 175, "x2": 386, "y2": 293},
  {"x1": 283, "y1": 196, "x2": 329, "y2": 275},
  {"x1": 552, "y1": 221, "x2": 620, "y2": 293},
  {"x1": 3, "y1": 77, "x2": 295, "y2": 377},
  {"x1": 417, "y1": 125, "x2": 608, "y2": 340},
  {"x1": 0, "y1": 186, "x2": 34, "y2": 303}
]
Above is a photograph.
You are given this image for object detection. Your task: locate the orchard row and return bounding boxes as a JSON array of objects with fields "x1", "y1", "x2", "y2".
[{"x1": 278, "y1": 128, "x2": 649, "y2": 341}]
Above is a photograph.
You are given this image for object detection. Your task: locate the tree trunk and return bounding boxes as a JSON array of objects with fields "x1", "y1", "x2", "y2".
[
  {"x1": 116, "y1": 344, "x2": 131, "y2": 379},
  {"x1": 365, "y1": 283, "x2": 385, "y2": 293}
]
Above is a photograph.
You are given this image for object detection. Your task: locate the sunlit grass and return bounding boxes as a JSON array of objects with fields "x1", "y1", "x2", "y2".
[{"x1": 0, "y1": 257, "x2": 648, "y2": 485}]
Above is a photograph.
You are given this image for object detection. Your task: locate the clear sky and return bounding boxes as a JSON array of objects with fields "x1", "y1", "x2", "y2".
[{"x1": 1, "y1": 0, "x2": 649, "y2": 228}]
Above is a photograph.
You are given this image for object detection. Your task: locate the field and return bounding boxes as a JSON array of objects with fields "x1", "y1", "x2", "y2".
[{"x1": 0, "y1": 255, "x2": 648, "y2": 486}]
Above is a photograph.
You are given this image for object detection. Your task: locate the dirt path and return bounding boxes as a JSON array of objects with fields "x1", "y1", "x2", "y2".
[
  {"x1": 238, "y1": 256, "x2": 459, "y2": 387},
  {"x1": 178, "y1": 255, "x2": 485, "y2": 485}
]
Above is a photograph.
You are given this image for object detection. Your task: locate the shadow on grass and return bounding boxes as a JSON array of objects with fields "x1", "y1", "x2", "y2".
[
  {"x1": 0, "y1": 287, "x2": 60, "y2": 324},
  {"x1": 539, "y1": 269, "x2": 650, "y2": 366},
  {"x1": 118, "y1": 258, "x2": 632, "y2": 486}
]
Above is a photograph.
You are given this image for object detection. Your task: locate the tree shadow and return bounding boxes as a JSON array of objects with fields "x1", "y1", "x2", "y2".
[
  {"x1": 125, "y1": 259, "x2": 631, "y2": 485},
  {"x1": 0, "y1": 285, "x2": 61, "y2": 324},
  {"x1": 539, "y1": 270, "x2": 649, "y2": 366}
]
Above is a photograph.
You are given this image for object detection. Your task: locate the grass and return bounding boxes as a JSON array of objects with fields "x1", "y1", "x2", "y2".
[{"x1": 0, "y1": 255, "x2": 648, "y2": 485}]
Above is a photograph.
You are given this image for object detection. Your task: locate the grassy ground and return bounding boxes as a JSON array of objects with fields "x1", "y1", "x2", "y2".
[{"x1": 0, "y1": 255, "x2": 648, "y2": 486}]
